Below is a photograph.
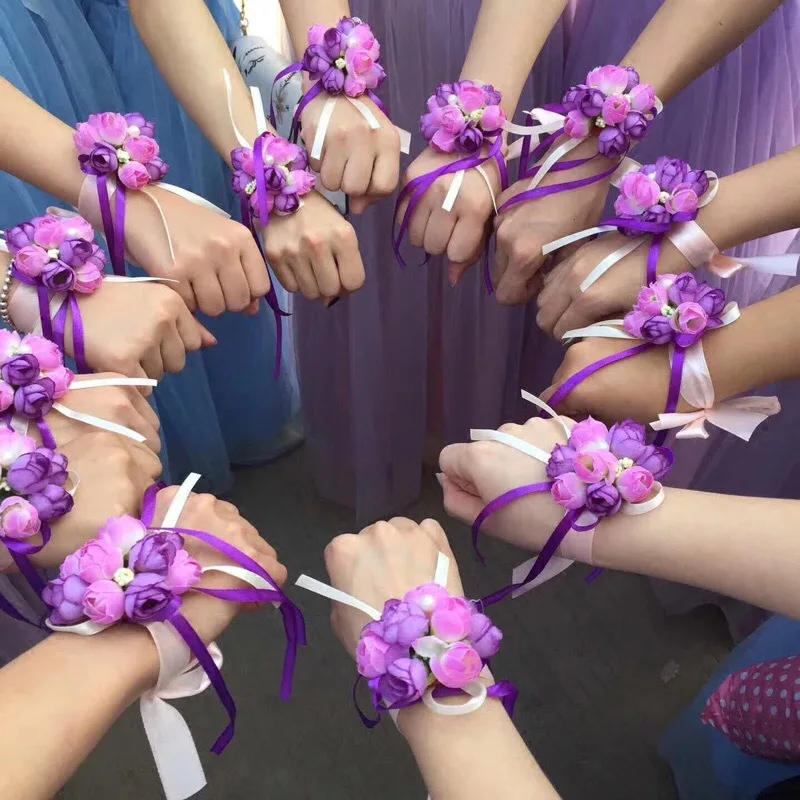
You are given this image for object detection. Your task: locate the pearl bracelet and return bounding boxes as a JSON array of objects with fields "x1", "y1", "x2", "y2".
[{"x1": 0, "y1": 255, "x2": 17, "y2": 332}]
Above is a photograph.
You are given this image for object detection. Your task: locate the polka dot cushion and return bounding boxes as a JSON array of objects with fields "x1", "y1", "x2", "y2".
[{"x1": 702, "y1": 654, "x2": 800, "y2": 763}]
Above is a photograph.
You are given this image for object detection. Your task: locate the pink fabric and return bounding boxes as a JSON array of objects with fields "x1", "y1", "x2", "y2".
[{"x1": 702, "y1": 654, "x2": 800, "y2": 762}]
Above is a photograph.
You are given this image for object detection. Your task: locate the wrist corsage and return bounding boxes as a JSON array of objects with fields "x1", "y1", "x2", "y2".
[
  {"x1": 297, "y1": 552, "x2": 517, "y2": 725},
  {"x1": 271, "y1": 17, "x2": 410, "y2": 163},
  {"x1": 0, "y1": 332, "x2": 154, "y2": 448},
  {"x1": 0, "y1": 428, "x2": 73, "y2": 594},
  {"x1": 499, "y1": 66, "x2": 660, "y2": 217},
  {"x1": 3, "y1": 213, "x2": 103, "y2": 372},
  {"x1": 471, "y1": 392, "x2": 671, "y2": 602},
  {"x1": 74, "y1": 112, "x2": 229, "y2": 277},
  {"x1": 541, "y1": 153, "x2": 798, "y2": 302},
  {"x1": 223, "y1": 72, "x2": 302, "y2": 380},
  {"x1": 43, "y1": 472, "x2": 306, "y2": 800},
  {"x1": 394, "y1": 81, "x2": 509, "y2": 291},
  {"x1": 550, "y1": 275, "x2": 779, "y2": 444}
]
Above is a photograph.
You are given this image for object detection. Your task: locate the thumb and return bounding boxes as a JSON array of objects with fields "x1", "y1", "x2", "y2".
[{"x1": 439, "y1": 474, "x2": 485, "y2": 527}]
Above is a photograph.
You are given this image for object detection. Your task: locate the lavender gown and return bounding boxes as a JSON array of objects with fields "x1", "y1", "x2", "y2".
[
  {"x1": 294, "y1": 0, "x2": 568, "y2": 522},
  {"x1": 563, "y1": 0, "x2": 800, "y2": 639},
  {"x1": 294, "y1": 1, "x2": 800, "y2": 525}
]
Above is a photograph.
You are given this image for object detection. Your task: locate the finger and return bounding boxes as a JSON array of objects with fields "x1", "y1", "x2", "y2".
[
  {"x1": 340, "y1": 150, "x2": 375, "y2": 198},
  {"x1": 349, "y1": 196, "x2": 372, "y2": 215},
  {"x1": 219, "y1": 262, "x2": 252, "y2": 313},
  {"x1": 320, "y1": 146, "x2": 348, "y2": 193},
  {"x1": 240, "y1": 237, "x2": 270, "y2": 300},
  {"x1": 368, "y1": 147, "x2": 400, "y2": 199},
  {"x1": 170, "y1": 279, "x2": 198, "y2": 313},
  {"x1": 289, "y1": 254, "x2": 320, "y2": 300},
  {"x1": 438, "y1": 443, "x2": 474, "y2": 487},
  {"x1": 269, "y1": 256, "x2": 300, "y2": 294},
  {"x1": 422, "y1": 207, "x2": 457, "y2": 257},
  {"x1": 447, "y1": 217, "x2": 484, "y2": 283},
  {"x1": 386, "y1": 517, "x2": 420, "y2": 534},
  {"x1": 333, "y1": 229, "x2": 365, "y2": 293},
  {"x1": 174, "y1": 307, "x2": 203, "y2": 353},
  {"x1": 243, "y1": 298, "x2": 261, "y2": 316},
  {"x1": 191, "y1": 274, "x2": 226, "y2": 318},
  {"x1": 129, "y1": 388, "x2": 160, "y2": 432},
  {"x1": 140, "y1": 346, "x2": 165, "y2": 381},
  {"x1": 129, "y1": 363, "x2": 152, "y2": 394},
  {"x1": 440, "y1": 475, "x2": 484, "y2": 526},
  {"x1": 492, "y1": 218, "x2": 511, "y2": 289},
  {"x1": 536, "y1": 273, "x2": 570, "y2": 336},
  {"x1": 159, "y1": 322, "x2": 187, "y2": 374},
  {"x1": 125, "y1": 439, "x2": 164, "y2": 480},
  {"x1": 408, "y1": 201, "x2": 431, "y2": 249},
  {"x1": 418, "y1": 518, "x2": 450, "y2": 553},
  {"x1": 309, "y1": 245, "x2": 341, "y2": 298}
]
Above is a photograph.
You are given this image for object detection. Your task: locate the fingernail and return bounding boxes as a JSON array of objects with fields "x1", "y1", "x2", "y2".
[
  {"x1": 435, "y1": 472, "x2": 444, "y2": 487},
  {"x1": 324, "y1": 297, "x2": 340, "y2": 308}
]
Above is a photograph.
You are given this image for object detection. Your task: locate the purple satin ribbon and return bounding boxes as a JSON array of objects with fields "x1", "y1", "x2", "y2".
[
  {"x1": 164, "y1": 525, "x2": 306, "y2": 704},
  {"x1": 239, "y1": 194, "x2": 290, "y2": 380},
  {"x1": 139, "y1": 481, "x2": 165, "y2": 527},
  {"x1": 97, "y1": 174, "x2": 127, "y2": 277},
  {"x1": 35, "y1": 418, "x2": 57, "y2": 451},
  {"x1": 545, "y1": 342, "x2": 653, "y2": 412},
  {"x1": 480, "y1": 508, "x2": 581, "y2": 609},
  {"x1": 393, "y1": 134, "x2": 506, "y2": 270},
  {"x1": 1, "y1": 523, "x2": 52, "y2": 596},
  {"x1": 652, "y1": 344, "x2": 686, "y2": 447},
  {"x1": 471, "y1": 482, "x2": 551, "y2": 565}
]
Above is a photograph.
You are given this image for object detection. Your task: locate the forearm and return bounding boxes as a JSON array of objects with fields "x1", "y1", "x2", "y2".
[
  {"x1": 0, "y1": 626, "x2": 158, "y2": 799},
  {"x1": 460, "y1": 0, "x2": 568, "y2": 116},
  {"x1": 593, "y1": 490, "x2": 800, "y2": 620},
  {"x1": 624, "y1": 0, "x2": 782, "y2": 102},
  {"x1": 696, "y1": 144, "x2": 800, "y2": 250},
  {"x1": 401, "y1": 696, "x2": 559, "y2": 799},
  {"x1": 280, "y1": 0, "x2": 351, "y2": 58},
  {"x1": 0, "y1": 79, "x2": 86, "y2": 206},
  {"x1": 128, "y1": 0, "x2": 260, "y2": 162},
  {"x1": 701, "y1": 284, "x2": 800, "y2": 400}
]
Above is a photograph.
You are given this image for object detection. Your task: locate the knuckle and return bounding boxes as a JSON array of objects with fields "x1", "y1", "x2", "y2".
[
  {"x1": 497, "y1": 422, "x2": 522, "y2": 436},
  {"x1": 301, "y1": 231, "x2": 324, "y2": 252},
  {"x1": 370, "y1": 520, "x2": 397, "y2": 540},
  {"x1": 333, "y1": 222, "x2": 357, "y2": 249}
]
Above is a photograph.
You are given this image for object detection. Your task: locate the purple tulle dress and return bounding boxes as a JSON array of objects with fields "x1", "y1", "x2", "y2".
[
  {"x1": 295, "y1": 0, "x2": 800, "y2": 527},
  {"x1": 563, "y1": 0, "x2": 800, "y2": 636},
  {"x1": 294, "y1": 0, "x2": 568, "y2": 522}
]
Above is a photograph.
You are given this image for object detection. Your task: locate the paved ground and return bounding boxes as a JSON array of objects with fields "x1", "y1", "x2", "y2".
[{"x1": 63, "y1": 446, "x2": 733, "y2": 799}]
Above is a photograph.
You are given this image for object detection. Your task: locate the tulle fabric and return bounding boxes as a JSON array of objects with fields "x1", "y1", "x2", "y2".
[
  {"x1": 563, "y1": 0, "x2": 800, "y2": 634},
  {"x1": 293, "y1": 0, "x2": 568, "y2": 522},
  {"x1": 0, "y1": 0, "x2": 299, "y2": 661},
  {"x1": 78, "y1": 0, "x2": 302, "y2": 491},
  {"x1": 660, "y1": 616, "x2": 800, "y2": 800}
]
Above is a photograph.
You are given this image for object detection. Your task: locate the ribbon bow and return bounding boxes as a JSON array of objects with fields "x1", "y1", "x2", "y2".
[{"x1": 648, "y1": 341, "x2": 780, "y2": 441}]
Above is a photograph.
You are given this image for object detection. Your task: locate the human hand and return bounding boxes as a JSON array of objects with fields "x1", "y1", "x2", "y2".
[
  {"x1": 324, "y1": 517, "x2": 464, "y2": 658},
  {"x1": 438, "y1": 418, "x2": 569, "y2": 553},
  {"x1": 65, "y1": 280, "x2": 216, "y2": 379},
  {"x1": 29, "y1": 431, "x2": 162, "y2": 569},
  {"x1": 264, "y1": 190, "x2": 364, "y2": 300},
  {"x1": 542, "y1": 338, "x2": 675, "y2": 423},
  {"x1": 151, "y1": 487, "x2": 288, "y2": 644},
  {"x1": 493, "y1": 146, "x2": 613, "y2": 305},
  {"x1": 396, "y1": 148, "x2": 501, "y2": 284},
  {"x1": 300, "y1": 91, "x2": 401, "y2": 214},
  {"x1": 35, "y1": 373, "x2": 160, "y2": 452},
  {"x1": 536, "y1": 232, "x2": 692, "y2": 339},
  {"x1": 122, "y1": 184, "x2": 269, "y2": 316}
]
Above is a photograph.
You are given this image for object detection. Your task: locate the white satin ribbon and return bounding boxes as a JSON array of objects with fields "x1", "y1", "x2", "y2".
[
  {"x1": 46, "y1": 471, "x2": 278, "y2": 800},
  {"x1": 541, "y1": 158, "x2": 719, "y2": 292},
  {"x1": 308, "y1": 93, "x2": 411, "y2": 162},
  {"x1": 648, "y1": 340, "x2": 780, "y2": 440},
  {"x1": 296, "y1": 552, "x2": 492, "y2": 719},
  {"x1": 563, "y1": 301, "x2": 740, "y2": 342},
  {"x1": 10, "y1": 374, "x2": 158, "y2": 444}
]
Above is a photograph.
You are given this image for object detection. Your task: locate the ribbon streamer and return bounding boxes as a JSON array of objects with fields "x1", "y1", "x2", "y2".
[{"x1": 46, "y1": 471, "x2": 305, "y2": 800}]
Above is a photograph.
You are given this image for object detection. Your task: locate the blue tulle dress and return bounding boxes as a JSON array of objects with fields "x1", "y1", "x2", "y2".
[
  {"x1": 661, "y1": 616, "x2": 800, "y2": 799},
  {"x1": 0, "y1": 0, "x2": 299, "y2": 662},
  {"x1": 1, "y1": 0, "x2": 300, "y2": 498}
]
